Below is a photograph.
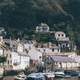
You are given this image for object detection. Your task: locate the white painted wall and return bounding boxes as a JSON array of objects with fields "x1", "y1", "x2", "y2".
[
  {"x1": 17, "y1": 43, "x2": 24, "y2": 53},
  {"x1": 20, "y1": 56, "x2": 30, "y2": 70},
  {"x1": 24, "y1": 43, "x2": 34, "y2": 50},
  {"x1": 55, "y1": 32, "x2": 66, "y2": 39},
  {"x1": 37, "y1": 48, "x2": 60, "y2": 54},
  {"x1": 11, "y1": 52, "x2": 30, "y2": 70},
  {"x1": 0, "y1": 48, "x2": 3, "y2": 55},
  {"x1": 56, "y1": 62, "x2": 79, "y2": 69},
  {"x1": 28, "y1": 48, "x2": 42, "y2": 61}
]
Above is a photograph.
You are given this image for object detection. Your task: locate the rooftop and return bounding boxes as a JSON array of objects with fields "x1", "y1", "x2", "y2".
[{"x1": 47, "y1": 55, "x2": 76, "y2": 63}]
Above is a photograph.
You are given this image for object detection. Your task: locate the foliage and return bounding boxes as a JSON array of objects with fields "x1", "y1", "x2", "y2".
[
  {"x1": 0, "y1": 56, "x2": 6, "y2": 63},
  {"x1": 0, "y1": 0, "x2": 80, "y2": 52}
]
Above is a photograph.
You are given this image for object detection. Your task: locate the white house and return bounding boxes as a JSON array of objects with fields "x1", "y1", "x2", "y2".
[
  {"x1": 24, "y1": 42, "x2": 34, "y2": 51},
  {"x1": 37, "y1": 46, "x2": 60, "y2": 55},
  {"x1": 55, "y1": 31, "x2": 69, "y2": 41},
  {"x1": 17, "y1": 43, "x2": 24, "y2": 53},
  {"x1": 0, "y1": 27, "x2": 6, "y2": 35},
  {"x1": 5, "y1": 51, "x2": 30, "y2": 70},
  {"x1": 47, "y1": 55, "x2": 78, "y2": 70},
  {"x1": 54, "y1": 31, "x2": 71, "y2": 52},
  {"x1": 28, "y1": 48, "x2": 42, "y2": 62},
  {"x1": 36, "y1": 23, "x2": 50, "y2": 33}
]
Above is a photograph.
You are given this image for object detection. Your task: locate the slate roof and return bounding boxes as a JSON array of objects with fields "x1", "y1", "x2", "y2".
[{"x1": 47, "y1": 56, "x2": 76, "y2": 63}]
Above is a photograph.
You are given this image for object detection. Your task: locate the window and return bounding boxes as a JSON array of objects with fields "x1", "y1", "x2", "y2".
[
  {"x1": 38, "y1": 28, "x2": 41, "y2": 31},
  {"x1": 10, "y1": 60, "x2": 12, "y2": 64},
  {"x1": 14, "y1": 60, "x2": 17, "y2": 63},
  {"x1": 62, "y1": 34, "x2": 64, "y2": 36},
  {"x1": 39, "y1": 56, "x2": 42, "y2": 59},
  {"x1": 10, "y1": 54, "x2": 11, "y2": 58},
  {"x1": 58, "y1": 34, "x2": 60, "y2": 36},
  {"x1": 52, "y1": 48, "x2": 54, "y2": 52},
  {"x1": 13, "y1": 60, "x2": 19, "y2": 66},
  {"x1": 6, "y1": 54, "x2": 8, "y2": 57},
  {"x1": 8, "y1": 60, "x2": 9, "y2": 64},
  {"x1": 58, "y1": 49, "x2": 59, "y2": 52}
]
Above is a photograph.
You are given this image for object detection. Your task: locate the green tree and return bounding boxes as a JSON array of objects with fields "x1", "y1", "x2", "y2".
[{"x1": 0, "y1": 56, "x2": 6, "y2": 63}]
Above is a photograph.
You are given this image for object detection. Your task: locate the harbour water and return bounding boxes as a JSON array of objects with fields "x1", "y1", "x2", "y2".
[{"x1": 54, "y1": 77, "x2": 80, "y2": 80}]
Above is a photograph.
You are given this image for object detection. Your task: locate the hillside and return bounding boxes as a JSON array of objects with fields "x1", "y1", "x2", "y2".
[{"x1": 0, "y1": 0, "x2": 80, "y2": 49}]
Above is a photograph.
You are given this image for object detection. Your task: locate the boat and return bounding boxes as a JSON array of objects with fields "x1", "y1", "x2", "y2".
[
  {"x1": 64, "y1": 70, "x2": 72, "y2": 78},
  {"x1": 26, "y1": 73, "x2": 46, "y2": 80},
  {"x1": 54, "y1": 69, "x2": 65, "y2": 78},
  {"x1": 77, "y1": 71, "x2": 80, "y2": 78},
  {"x1": 64, "y1": 70, "x2": 79, "y2": 77},
  {"x1": 14, "y1": 72, "x2": 26, "y2": 80},
  {"x1": 43, "y1": 72, "x2": 55, "y2": 80},
  {"x1": 78, "y1": 73, "x2": 80, "y2": 77}
]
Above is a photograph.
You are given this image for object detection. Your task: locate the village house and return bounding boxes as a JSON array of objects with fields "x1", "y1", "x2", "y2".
[
  {"x1": 36, "y1": 23, "x2": 50, "y2": 33},
  {"x1": 28, "y1": 48, "x2": 42, "y2": 64},
  {"x1": 55, "y1": 31, "x2": 69, "y2": 40},
  {"x1": 24, "y1": 41, "x2": 34, "y2": 51},
  {"x1": 55, "y1": 31, "x2": 73, "y2": 52},
  {"x1": 0, "y1": 35, "x2": 79, "y2": 72},
  {"x1": 0, "y1": 27, "x2": 6, "y2": 36},
  {"x1": 46, "y1": 55, "x2": 79, "y2": 70},
  {"x1": 3, "y1": 42, "x2": 30, "y2": 70},
  {"x1": 0, "y1": 39, "x2": 30, "y2": 70},
  {"x1": 11, "y1": 51, "x2": 30, "y2": 70},
  {"x1": 37, "y1": 46, "x2": 60, "y2": 55},
  {"x1": 17, "y1": 43, "x2": 24, "y2": 53},
  {"x1": 4, "y1": 50, "x2": 30, "y2": 70}
]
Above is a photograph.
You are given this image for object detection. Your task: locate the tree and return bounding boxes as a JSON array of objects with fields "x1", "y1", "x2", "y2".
[{"x1": 0, "y1": 56, "x2": 6, "y2": 63}]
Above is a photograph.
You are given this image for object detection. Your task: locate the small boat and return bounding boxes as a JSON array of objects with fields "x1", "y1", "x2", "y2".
[
  {"x1": 64, "y1": 70, "x2": 72, "y2": 78},
  {"x1": 26, "y1": 73, "x2": 46, "y2": 80},
  {"x1": 64, "y1": 70, "x2": 79, "y2": 77},
  {"x1": 14, "y1": 72, "x2": 26, "y2": 80},
  {"x1": 43, "y1": 72, "x2": 55, "y2": 80},
  {"x1": 77, "y1": 71, "x2": 80, "y2": 78},
  {"x1": 54, "y1": 70, "x2": 65, "y2": 78}
]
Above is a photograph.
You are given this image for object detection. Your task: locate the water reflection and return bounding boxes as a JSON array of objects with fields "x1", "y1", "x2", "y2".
[{"x1": 54, "y1": 77, "x2": 80, "y2": 80}]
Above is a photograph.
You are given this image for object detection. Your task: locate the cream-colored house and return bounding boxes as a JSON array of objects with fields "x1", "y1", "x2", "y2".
[
  {"x1": 47, "y1": 55, "x2": 79, "y2": 70},
  {"x1": 28, "y1": 48, "x2": 42, "y2": 62},
  {"x1": 0, "y1": 48, "x2": 4, "y2": 56},
  {"x1": 55, "y1": 31, "x2": 69, "y2": 41},
  {"x1": 5, "y1": 50, "x2": 30, "y2": 70},
  {"x1": 36, "y1": 23, "x2": 50, "y2": 33},
  {"x1": 11, "y1": 52, "x2": 30, "y2": 70}
]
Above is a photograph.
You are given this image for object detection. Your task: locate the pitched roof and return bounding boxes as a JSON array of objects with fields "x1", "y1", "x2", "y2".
[
  {"x1": 70, "y1": 56, "x2": 80, "y2": 63},
  {"x1": 47, "y1": 56, "x2": 76, "y2": 63}
]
